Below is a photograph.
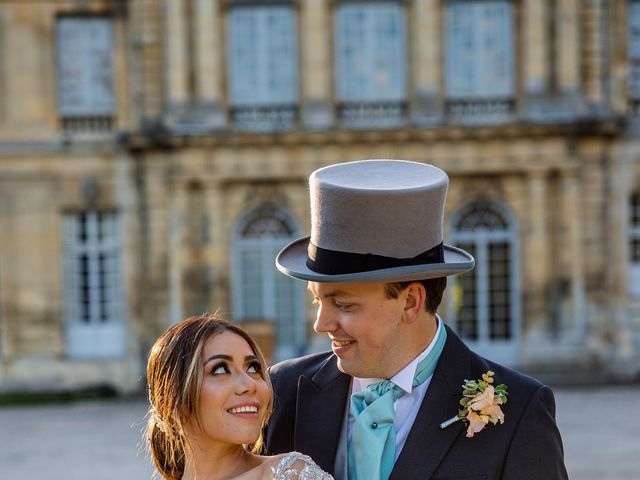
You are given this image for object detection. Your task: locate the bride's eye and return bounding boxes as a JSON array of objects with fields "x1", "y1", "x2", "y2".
[
  {"x1": 211, "y1": 362, "x2": 230, "y2": 375},
  {"x1": 247, "y1": 361, "x2": 262, "y2": 374}
]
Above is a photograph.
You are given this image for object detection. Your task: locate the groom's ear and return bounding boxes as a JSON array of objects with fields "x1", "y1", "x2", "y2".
[{"x1": 402, "y1": 282, "x2": 426, "y2": 324}]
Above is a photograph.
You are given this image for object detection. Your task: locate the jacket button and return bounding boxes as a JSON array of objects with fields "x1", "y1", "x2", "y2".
[{"x1": 371, "y1": 422, "x2": 378, "y2": 429}]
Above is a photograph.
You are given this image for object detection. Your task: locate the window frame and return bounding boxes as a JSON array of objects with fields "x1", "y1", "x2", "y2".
[
  {"x1": 448, "y1": 199, "x2": 521, "y2": 365},
  {"x1": 226, "y1": 2, "x2": 299, "y2": 131},
  {"x1": 333, "y1": 0, "x2": 408, "y2": 127},
  {"x1": 56, "y1": 15, "x2": 116, "y2": 132},
  {"x1": 62, "y1": 210, "x2": 126, "y2": 359}
]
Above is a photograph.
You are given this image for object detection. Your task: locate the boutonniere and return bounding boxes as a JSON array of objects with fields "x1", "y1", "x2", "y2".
[{"x1": 439, "y1": 370, "x2": 508, "y2": 438}]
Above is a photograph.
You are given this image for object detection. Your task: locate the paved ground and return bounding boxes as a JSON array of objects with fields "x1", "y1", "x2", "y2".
[{"x1": 0, "y1": 384, "x2": 638, "y2": 479}]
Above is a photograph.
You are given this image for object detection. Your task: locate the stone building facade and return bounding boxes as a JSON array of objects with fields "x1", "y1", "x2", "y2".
[{"x1": 1, "y1": 0, "x2": 639, "y2": 393}]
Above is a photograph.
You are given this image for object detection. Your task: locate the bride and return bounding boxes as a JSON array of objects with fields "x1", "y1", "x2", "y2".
[{"x1": 146, "y1": 314, "x2": 333, "y2": 480}]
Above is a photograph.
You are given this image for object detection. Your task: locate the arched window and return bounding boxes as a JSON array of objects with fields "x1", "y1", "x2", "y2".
[
  {"x1": 232, "y1": 207, "x2": 305, "y2": 361},
  {"x1": 449, "y1": 199, "x2": 520, "y2": 364}
]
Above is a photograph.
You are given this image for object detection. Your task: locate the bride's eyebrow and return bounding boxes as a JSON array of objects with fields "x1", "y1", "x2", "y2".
[
  {"x1": 203, "y1": 354, "x2": 232, "y2": 366},
  {"x1": 203, "y1": 354, "x2": 259, "y2": 366}
]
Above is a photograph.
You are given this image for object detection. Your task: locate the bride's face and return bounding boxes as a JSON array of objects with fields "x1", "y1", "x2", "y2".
[{"x1": 188, "y1": 330, "x2": 270, "y2": 447}]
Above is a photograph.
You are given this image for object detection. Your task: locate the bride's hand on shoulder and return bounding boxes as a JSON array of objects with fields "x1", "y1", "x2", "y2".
[{"x1": 270, "y1": 452, "x2": 334, "y2": 480}]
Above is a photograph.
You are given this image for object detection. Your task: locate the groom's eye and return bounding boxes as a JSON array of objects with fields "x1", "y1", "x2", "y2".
[{"x1": 335, "y1": 301, "x2": 353, "y2": 311}]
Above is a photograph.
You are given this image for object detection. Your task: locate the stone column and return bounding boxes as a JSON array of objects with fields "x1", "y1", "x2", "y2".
[
  {"x1": 554, "y1": 0, "x2": 581, "y2": 117},
  {"x1": 300, "y1": 0, "x2": 333, "y2": 129},
  {"x1": 582, "y1": 0, "x2": 606, "y2": 107},
  {"x1": 525, "y1": 169, "x2": 549, "y2": 340},
  {"x1": 607, "y1": 148, "x2": 634, "y2": 362},
  {"x1": 193, "y1": 0, "x2": 226, "y2": 128},
  {"x1": 521, "y1": 0, "x2": 550, "y2": 118},
  {"x1": 558, "y1": 169, "x2": 586, "y2": 340},
  {"x1": 411, "y1": 0, "x2": 442, "y2": 125},
  {"x1": 204, "y1": 183, "x2": 229, "y2": 312},
  {"x1": 556, "y1": 0, "x2": 579, "y2": 94},
  {"x1": 168, "y1": 180, "x2": 188, "y2": 324},
  {"x1": 165, "y1": 0, "x2": 190, "y2": 112},
  {"x1": 610, "y1": 0, "x2": 628, "y2": 114}
]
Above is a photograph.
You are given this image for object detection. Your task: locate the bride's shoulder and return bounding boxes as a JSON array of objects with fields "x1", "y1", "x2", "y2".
[{"x1": 269, "y1": 452, "x2": 334, "y2": 480}]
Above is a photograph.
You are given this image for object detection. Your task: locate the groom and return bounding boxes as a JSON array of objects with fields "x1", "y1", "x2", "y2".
[{"x1": 264, "y1": 160, "x2": 568, "y2": 480}]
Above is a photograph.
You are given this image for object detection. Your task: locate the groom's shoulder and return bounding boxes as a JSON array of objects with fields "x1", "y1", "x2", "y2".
[{"x1": 475, "y1": 354, "x2": 553, "y2": 405}]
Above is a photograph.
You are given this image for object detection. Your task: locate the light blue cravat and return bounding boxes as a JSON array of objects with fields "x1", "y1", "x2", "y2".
[{"x1": 347, "y1": 324, "x2": 447, "y2": 480}]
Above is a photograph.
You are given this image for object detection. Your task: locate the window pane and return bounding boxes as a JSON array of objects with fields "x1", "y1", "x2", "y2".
[
  {"x1": 64, "y1": 211, "x2": 123, "y2": 325},
  {"x1": 57, "y1": 17, "x2": 114, "y2": 116},
  {"x1": 489, "y1": 242, "x2": 511, "y2": 339},
  {"x1": 335, "y1": 2, "x2": 406, "y2": 102},
  {"x1": 228, "y1": 6, "x2": 298, "y2": 106},
  {"x1": 631, "y1": 193, "x2": 640, "y2": 226},
  {"x1": 233, "y1": 209, "x2": 304, "y2": 360},
  {"x1": 629, "y1": 2, "x2": 640, "y2": 98},
  {"x1": 240, "y1": 246, "x2": 264, "y2": 317},
  {"x1": 446, "y1": 1, "x2": 514, "y2": 98},
  {"x1": 455, "y1": 243, "x2": 478, "y2": 340}
]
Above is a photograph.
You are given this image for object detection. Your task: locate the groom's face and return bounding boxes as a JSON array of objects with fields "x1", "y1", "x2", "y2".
[{"x1": 308, "y1": 281, "x2": 409, "y2": 379}]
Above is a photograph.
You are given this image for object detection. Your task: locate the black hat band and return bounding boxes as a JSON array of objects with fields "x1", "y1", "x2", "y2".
[{"x1": 306, "y1": 242, "x2": 445, "y2": 276}]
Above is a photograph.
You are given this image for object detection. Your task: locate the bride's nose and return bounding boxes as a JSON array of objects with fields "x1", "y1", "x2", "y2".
[{"x1": 235, "y1": 371, "x2": 258, "y2": 395}]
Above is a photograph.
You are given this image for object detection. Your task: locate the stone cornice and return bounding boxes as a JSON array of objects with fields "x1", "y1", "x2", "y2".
[{"x1": 122, "y1": 117, "x2": 626, "y2": 152}]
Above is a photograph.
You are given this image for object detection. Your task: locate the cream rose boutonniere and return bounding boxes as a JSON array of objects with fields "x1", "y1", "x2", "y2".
[{"x1": 439, "y1": 370, "x2": 508, "y2": 438}]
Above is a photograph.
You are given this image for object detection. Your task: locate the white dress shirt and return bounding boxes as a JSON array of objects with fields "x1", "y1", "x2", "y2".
[{"x1": 347, "y1": 316, "x2": 444, "y2": 461}]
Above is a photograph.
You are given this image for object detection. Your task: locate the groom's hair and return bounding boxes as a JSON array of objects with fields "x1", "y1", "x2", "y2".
[{"x1": 384, "y1": 277, "x2": 447, "y2": 314}]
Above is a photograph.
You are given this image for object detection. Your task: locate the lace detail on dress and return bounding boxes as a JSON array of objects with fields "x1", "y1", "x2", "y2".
[{"x1": 271, "y1": 452, "x2": 334, "y2": 480}]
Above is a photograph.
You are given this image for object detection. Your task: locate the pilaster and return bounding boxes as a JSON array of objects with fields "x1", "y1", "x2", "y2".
[
  {"x1": 164, "y1": 0, "x2": 190, "y2": 117},
  {"x1": 411, "y1": 0, "x2": 442, "y2": 125},
  {"x1": 551, "y1": 0, "x2": 583, "y2": 119},
  {"x1": 521, "y1": 0, "x2": 553, "y2": 120},
  {"x1": 193, "y1": 0, "x2": 226, "y2": 129},
  {"x1": 300, "y1": 0, "x2": 333, "y2": 129},
  {"x1": 524, "y1": 169, "x2": 550, "y2": 340},
  {"x1": 558, "y1": 169, "x2": 586, "y2": 340}
]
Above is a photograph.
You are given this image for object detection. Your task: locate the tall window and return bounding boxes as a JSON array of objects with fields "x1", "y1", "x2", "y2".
[
  {"x1": 227, "y1": 4, "x2": 298, "y2": 131},
  {"x1": 630, "y1": 192, "x2": 640, "y2": 296},
  {"x1": 445, "y1": 0, "x2": 515, "y2": 121},
  {"x1": 62, "y1": 211, "x2": 125, "y2": 359},
  {"x1": 629, "y1": 2, "x2": 640, "y2": 112},
  {"x1": 334, "y1": 1, "x2": 407, "y2": 127},
  {"x1": 232, "y1": 208, "x2": 305, "y2": 361},
  {"x1": 57, "y1": 16, "x2": 115, "y2": 132},
  {"x1": 449, "y1": 200, "x2": 520, "y2": 364}
]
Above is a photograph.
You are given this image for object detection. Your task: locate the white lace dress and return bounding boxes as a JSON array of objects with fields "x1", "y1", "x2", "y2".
[{"x1": 271, "y1": 452, "x2": 334, "y2": 480}]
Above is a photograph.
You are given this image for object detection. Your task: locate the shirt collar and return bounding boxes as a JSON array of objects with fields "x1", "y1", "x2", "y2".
[{"x1": 353, "y1": 315, "x2": 443, "y2": 395}]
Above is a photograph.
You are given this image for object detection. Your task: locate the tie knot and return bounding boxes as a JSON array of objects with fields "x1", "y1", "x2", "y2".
[{"x1": 363, "y1": 379, "x2": 402, "y2": 406}]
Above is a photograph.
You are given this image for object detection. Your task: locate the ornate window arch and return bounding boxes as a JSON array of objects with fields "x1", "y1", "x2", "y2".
[
  {"x1": 231, "y1": 206, "x2": 305, "y2": 361},
  {"x1": 449, "y1": 199, "x2": 520, "y2": 364}
]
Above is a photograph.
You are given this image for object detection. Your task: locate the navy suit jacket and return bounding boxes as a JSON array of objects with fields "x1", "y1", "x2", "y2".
[{"x1": 265, "y1": 325, "x2": 568, "y2": 480}]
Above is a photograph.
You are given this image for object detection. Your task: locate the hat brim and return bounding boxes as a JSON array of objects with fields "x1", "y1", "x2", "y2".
[{"x1": 276, "y1": 236, "x2": 475, "y2": 283}]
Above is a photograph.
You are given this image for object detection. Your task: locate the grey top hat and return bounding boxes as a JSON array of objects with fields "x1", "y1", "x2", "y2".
[{"x1": 276, "y1": 159, "x2": 474, "y2": 283}]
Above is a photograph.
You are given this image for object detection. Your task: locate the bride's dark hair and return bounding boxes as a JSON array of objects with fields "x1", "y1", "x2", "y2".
[{"x1": 145, "y1": 314, "x2": 273, "y2": 479}]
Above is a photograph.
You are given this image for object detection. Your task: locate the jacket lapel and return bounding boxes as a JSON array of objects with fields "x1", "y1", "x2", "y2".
[
  {"x1": 390, "y1": 326, "x2": 473, "y2": 480},
  {"x1": 294, "y1": 355, "x2": 351, "y2": 474}
]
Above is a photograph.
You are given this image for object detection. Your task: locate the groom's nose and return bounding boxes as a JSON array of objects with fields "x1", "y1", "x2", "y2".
[{"x1": 313, "y1": 302, "x2": 338, "y2": 334}]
